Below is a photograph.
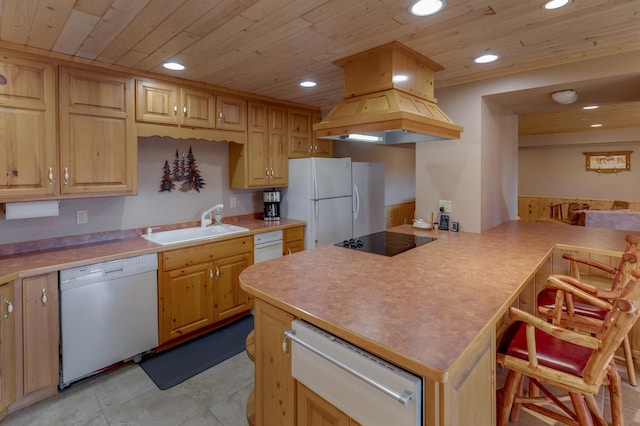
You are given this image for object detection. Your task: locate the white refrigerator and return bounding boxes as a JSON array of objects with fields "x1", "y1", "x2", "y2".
[{"x1": 285, "y1": 157, "x2": 385, "y2": 250}]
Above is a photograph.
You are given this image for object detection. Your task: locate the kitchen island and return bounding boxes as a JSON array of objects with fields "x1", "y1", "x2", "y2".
[{"x1": 239, "y1": 221, "x2": 632, "y2": 425}]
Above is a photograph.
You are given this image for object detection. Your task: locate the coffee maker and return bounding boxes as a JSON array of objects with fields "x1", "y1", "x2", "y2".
[{"x1": 263, "y1": 189, "x2": 281, "y2": 221}]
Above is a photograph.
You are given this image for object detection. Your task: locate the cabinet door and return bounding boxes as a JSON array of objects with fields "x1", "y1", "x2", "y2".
[
  {"x1": 284, "y1": 226, "x2": 305, "y2": 255},
  {"x1": 255, "y1": 299, "x2": 295, "y2": 426},
  {"x1": 136, "y1": 79, "x2": 179, "y2": 125},
  {"x1": 312, "y1": 112, "x2": 333, "y2": 158},
  {"x1": 288, "y1": 108, "x2": 312, "y2": 158},
  {"x1": 0, "y1": 282, "x2": 16, "y2": 418},
  {"x1": 181, "y1": 88, "x2": 215, "y2": 128},
  {"x1": 159, "y1": 263, "x2": 214, "y2": 344},
  {"x1": 216, "y1": 94, "x2": 247, "y2": 132},
  {"x1": 19, "y1": 273, "x2": 58, "y2": 397},
  {"x1": 212, "y1": 252, "x2": 252, "y2": 322},
  {"x1": 269, "y1": 105, "x2": 288, "y2": 186},
  {"x1": 247, "y1": 102, "x2": 271, "y2": 187},
  {"x1": 59, "y1": 67, "x2": 136, "y2": 195},
  {"x1": 297, "y1": 382, "x2": 352, "y2": 426},
  {"x1": 0, "y1": 54, "x2": 56, "y2": 199}
]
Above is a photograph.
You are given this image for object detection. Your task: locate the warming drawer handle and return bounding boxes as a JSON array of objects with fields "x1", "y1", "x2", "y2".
[{"x1": 284, "y1": 329, "x2": 414, "y2": 406}]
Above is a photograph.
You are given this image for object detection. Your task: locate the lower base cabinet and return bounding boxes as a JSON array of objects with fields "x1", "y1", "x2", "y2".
[
  {"x1": 0, "y1": 281, "x2": 15, "y2": 421},
  {"x1": 159, "y1": 236, "x2": 253, "y2": 345},
  {"x1": 11, "y1": 273, "x2": 59, "y2": 412},
  {"x1": 297, "y1": 382, "x2": 361, "y2": 426}
]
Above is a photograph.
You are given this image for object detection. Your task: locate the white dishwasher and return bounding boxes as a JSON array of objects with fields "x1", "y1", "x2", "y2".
[
  {"x1": 59, "y1": 253, "x2": 158, "y2": 388},
  {"x1": 254, "y1": 229, "x2": 283, "y2": 263}
]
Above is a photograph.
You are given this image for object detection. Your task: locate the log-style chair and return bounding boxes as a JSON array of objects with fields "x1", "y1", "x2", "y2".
[
  {"x1": 537, "y1": 234, "x2": 640, "y2": 386},
  {"x1": 497, "y1": 268, "x2": 640, "y2": 425},
  {"x1": 612, "y1": 200, "x2": 630, "y2": 210},
  {"x1": 546, "y1": 202, "x2": 590, "y2": 225}
]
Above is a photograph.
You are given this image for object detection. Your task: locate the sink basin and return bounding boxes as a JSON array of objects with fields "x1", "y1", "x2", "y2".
[{"x1": 141, "y1": 224, "x2": 250, "y2": 246}]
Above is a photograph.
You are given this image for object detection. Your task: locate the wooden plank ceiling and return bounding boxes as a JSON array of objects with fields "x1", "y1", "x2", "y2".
[{"x1": 1, "y1": 0, "x2": 639, "y2": 132}]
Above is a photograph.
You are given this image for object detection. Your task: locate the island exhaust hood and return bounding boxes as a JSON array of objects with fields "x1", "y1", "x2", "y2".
[{"x1": 314, "y1": 42, "x2": 463, "y2": 144}]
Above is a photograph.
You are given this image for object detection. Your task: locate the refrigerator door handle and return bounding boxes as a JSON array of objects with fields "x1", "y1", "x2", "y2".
[
  {"x1": 353, "y1": 184, "x2": 360, "y2": 221},
  {"x1": 314, "y1": 201, "x2": 319, "y2": 247}
]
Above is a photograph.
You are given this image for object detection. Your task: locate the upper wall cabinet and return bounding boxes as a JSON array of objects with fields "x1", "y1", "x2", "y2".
[
  {"x1": 0, "y1": 53, "x2": 57, "y2": 200},
  {"x1": 135, "y1": 79, "x2": 247, "y2": 142},
  {"x1": 136, "y1": 80, "x2": 214, "y2": 129},
  {"x1": 287, "y1": 108, "x2": 332, "y2": 158},
  {"x1": 59, "y1": 67, "x2": 137, "y2": 197}
]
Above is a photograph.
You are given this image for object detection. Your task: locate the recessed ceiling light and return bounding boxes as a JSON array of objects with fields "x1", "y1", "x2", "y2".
[
  {"x1": 583, "y1": 105, "x2": 599, "y2": 110},
  {"x1": 163, "y1": 62, "x2": 185, "y2": 71},
  {"x1": 544, "y1": 0, "x2": 569, "y2": 10},
  {"x1": 300, "y1": 80, "x2": 317, "y2": 88},
  {"x1": 409, "y1": 0, "x2": 446, "y2": 16},
  {"x1": 474, "y1": 53, "x2": 499, "y2": 64},
  {"x1": 591, "y1": 123, "x2": 603, "y2": 128}
]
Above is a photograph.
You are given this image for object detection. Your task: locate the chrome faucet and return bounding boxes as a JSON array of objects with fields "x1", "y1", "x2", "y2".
[{"x1": 201, "y1": 204, "x2": 224, "y2": 227}]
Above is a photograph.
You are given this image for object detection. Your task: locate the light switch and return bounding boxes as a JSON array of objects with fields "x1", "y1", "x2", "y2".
[{"x1": 76, "y1": 210, "x2": 88, "y2": 224}]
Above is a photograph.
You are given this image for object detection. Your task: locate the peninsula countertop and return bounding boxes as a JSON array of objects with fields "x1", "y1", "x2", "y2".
[{"x1": 239, "y1": 220, "x2": 632, "y2": 382}]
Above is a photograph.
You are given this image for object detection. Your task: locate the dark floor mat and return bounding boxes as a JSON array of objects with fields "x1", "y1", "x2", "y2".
[{"x1": 140, "y1": 315, "x2": 253, "y2": 390}]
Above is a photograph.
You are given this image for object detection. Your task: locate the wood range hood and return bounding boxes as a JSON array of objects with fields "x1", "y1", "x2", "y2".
[{"x1": 314, "y1": 42, "x2": 463, "y2": 144}]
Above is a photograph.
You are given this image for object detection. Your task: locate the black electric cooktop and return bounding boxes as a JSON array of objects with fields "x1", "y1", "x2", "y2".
[{"x1": 335, "y1": 231, "x2": 436, "y2": 257}]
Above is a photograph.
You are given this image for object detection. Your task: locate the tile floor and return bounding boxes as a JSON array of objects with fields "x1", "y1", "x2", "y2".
[
  {"x1": 2, "y1": 352, "x2": 254, "y2": 426},
  {"x1": 3, "y1": 353, "x2": 639, "y2": 425}
]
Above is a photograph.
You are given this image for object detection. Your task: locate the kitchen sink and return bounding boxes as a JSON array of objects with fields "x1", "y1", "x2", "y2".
[{"x1": 141, "y1": 224, "x2": 250, "y2": 245}]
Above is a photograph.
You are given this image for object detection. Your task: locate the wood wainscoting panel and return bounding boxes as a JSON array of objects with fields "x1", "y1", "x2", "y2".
[
  {"x1": 518, "y1": 196, "x2": 639, "y2": 222},
  {"x1": 385, "y1": 200, "x2": 416, "y2": 228}
]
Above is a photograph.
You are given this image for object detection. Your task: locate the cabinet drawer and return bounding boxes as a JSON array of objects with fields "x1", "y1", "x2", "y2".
[
  {"x1": 162, "y1": 236, "x2": 253, "y2": 271},
  {"x1": 285, "y1": 226, "x2": 304, "y2": 242}
]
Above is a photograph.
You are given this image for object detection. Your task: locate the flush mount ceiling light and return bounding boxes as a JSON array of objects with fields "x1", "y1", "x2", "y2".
[
  {"x1": 409, "y1": 0, "x2": 446, "y2": 16},
  {"x1": 474, "y1": 53, "x2": 499, "y2": 64},
  {"x1": 392, "y1": 74, "x2": 409, "y2": 83},
  {"x1": 163, "y1": 62, "x2": 185, "y2": 71},
  {"x1": 299, "y1": 80, "x2": 317, "y2": 88},
  {"x1": 544, "y1": 0, "x2": 569, "y2": 10},
  {"x1": 551, "y1": 89, "x2": 578, "y2": 104}
]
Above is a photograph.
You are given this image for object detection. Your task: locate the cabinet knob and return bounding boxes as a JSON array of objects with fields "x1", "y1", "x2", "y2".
[
  {"x1": 215, "y1": 267, "x2": 220, "y2": 278},
  {"x1": 270, "y1": 168, "x2": 275, "y2": 178},
  {"x1": 64, "y1": 167, "x2": 69, "y2": 185},
  {"x1": 183, "y1": 104, "x2": 187, "y2": 116},
  {"x1": 209, "y1": 268, "x2": 214, "y2": 280},
  {"x1": 173, "y1": 103, "x2": 178, "y2": 115},
  {"x1": 48, "y1": 167, "x2": 54, "y2": 185},
  {"x1": 41, "y1": 288, "x2": 47, "y2": 306},
  {"x1": 287, "y1": 248, "x2": 292, "y2": 255},
  {"x1": 265, "y1": 168, "x2": 269, "y2": 178},
  {"x1": 218, "y1": 111, "x2": 223, "y2": 121},
  {"x1": 4, "y1": 298, "x2": 13, "y2": 318}
]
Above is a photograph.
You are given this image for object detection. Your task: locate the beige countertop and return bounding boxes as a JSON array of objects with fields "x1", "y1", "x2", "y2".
[
  {"x1": 239, "y1": 221, "x2": 633, "y2": 382},
  {"x1": 0, "y1": 215, "x2": 305, "y2": 283}
]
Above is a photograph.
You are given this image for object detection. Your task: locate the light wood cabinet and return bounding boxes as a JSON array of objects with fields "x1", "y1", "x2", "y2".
[
  {"x1": 0, "y1": 281, "x2": 16, "y2": 421},
  {"x1": 297, "y1": 383, "x2": 360, "y2": 426},
  {"x1": 136, "y1": 80, "x2": 247, "y2": 131},
  {"x1": 212, "y1": 251, "x2": 252, "y2": 322},
  {"x1": 0, "y1": 53, "x2": 57, "y2": 200},
  {"x1": 288, "y1": 108, "x2": 332, "y2": 158},
  {"x1": 59, "y1": 67, "x2": 137, "y2": 196},
  {"x1": 254, "y1": 299, "x2": 295, "y2": 426},
  {"x1": 159, "y1": 236, "x2": 253, "y2": 345},
  {"x1": 10, "y1": 273, "x2": 58, "y2": 412},
  {"x1": 216, "y1": 94, "x2": 247, "y2": 132},
  {"x1": 229, "y1": 101, "x2": 288, "y2": 188},
  {"x1": 283, "y1": 225, "x2": 305, "y2": 255}
]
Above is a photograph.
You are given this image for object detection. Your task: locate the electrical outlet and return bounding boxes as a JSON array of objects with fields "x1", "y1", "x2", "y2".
[
  {"x1": 76, "y1": 210, "x2": 88, "y2": 224},
  {"x1": 439, "y1": 200, "x2": 452, "y2": 213},
  {"x1": 230, "y1": 197, "x2": 237, "y2": 208}
]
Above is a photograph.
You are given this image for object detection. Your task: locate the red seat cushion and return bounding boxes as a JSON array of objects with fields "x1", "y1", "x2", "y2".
[
  {"x1": 537, "y1": 288, "x2": 607, "y2": 321},
  {"x1": 504, "y1": 322, "x2": 593, "y2": 377}
]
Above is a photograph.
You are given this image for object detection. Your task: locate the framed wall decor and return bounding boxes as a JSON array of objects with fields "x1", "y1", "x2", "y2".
[{"x1": 584, "y1": 151, "x2": 632, "y2": 173}]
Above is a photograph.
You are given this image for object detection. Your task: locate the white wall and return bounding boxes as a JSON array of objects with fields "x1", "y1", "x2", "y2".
[
  {"x1": 333, "y1": 142, "x2": 416, "y2": 205},
  {"x1": 0, "y1": 137, "x2": 260, "y2": 244},
  {"x1": 420, "y1": 50, "x2": 640, "y2": 233},
  {"x1": 519, "y1": 138, "x2": 640, "y2": 200}
]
